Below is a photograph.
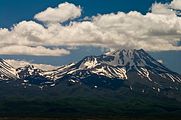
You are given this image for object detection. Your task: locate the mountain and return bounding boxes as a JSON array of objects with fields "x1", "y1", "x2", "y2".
[
  {"x1": 16, "y1": 65, "x2": 55, "y2": 86},
  {"x1": 3, "y1": 49, "x2": 181, "y2": 92},
  {"x1": 6, "y1": 48, "x2": 180, "y2": 101},
  {"x1": 0, "y1": 58, "x2": 17, "y2": 80},
  {"x1": 44, "y1": 49, "x2": 181, "y2": 92},
  {"x1": 0, "y1": 49, "x2": 181, "y2": 118}
]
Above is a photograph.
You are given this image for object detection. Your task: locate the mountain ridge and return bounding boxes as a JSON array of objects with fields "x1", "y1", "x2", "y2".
[
  {"x1": 0, "y1": 58, "x2": 18, "y2": 80},
  {"x1": 0, "y1": 49, "x2": 180, "y2": 94}
]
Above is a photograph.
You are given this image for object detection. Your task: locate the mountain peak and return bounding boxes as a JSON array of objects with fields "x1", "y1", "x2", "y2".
[
  {"x1": 104, "y1": 49, "x2": 149, "y2": 66},
  {"x1": 69, "y1": 48, "x2": 181, "y2": 83},
  {"x1": 78, "y1": 48, "x2": 166, "y2": 70},
  {"x1": 103, "y1": 48, "x2": 163, "y2": 68}
]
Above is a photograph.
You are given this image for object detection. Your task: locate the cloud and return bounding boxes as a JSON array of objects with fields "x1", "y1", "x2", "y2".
[
  {"x1": 89, "y1": 11, "x2": 181, "y2": 51},
  {"x1": 0, "y1": 1, "x2": 181, "y2": 56},
  {"x1": 151, "y1": 3, "x2": 175, "y2": 15},
  {"x1": 151, "y1": 1, "x2": 181, "y2": 15},
  {"x1": 5, "y1": 59, "x2": 58, "y2": 70},
  {"x1": 35, "y1": 11, "x2": 181, "y2": 51},
  {"x1": 34, "y1": 2, "x2": 81, "y2": 23},
  {"x1": 0, "y1": 45, "x2": 70, "y2": 56},
  {"x1": 170, "y1": 0, "x2": 181, "y2": 10},
  {"x1": 0, "y1": 21, "x2": 70, "y2": 56}
]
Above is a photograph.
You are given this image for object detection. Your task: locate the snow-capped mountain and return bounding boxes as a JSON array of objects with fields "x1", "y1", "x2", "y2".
[
  {"x1": 0, "y1": 58, "x2": 17, "y2": 80},
  {"x1": 0, "y1": 49, "x2": 180, "y2": 117},
  {"x1": 44, "y1": 49, "x2": 181, "y2": 91},
  {"x1": 51, "y1": 49, "x2": 180, "y2": 81},
  {"x1": 16, "y1": 65, "x2": 43, "y2": 79},
  {"x1": 16, "y1": 65, "x2": 56, "y2": 86},
  {"x1": 0, "y1": 49, "x2": 181, "y2": 93}
]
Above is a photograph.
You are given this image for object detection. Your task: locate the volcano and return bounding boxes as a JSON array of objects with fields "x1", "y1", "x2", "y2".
[{"x1": 0, "y1": 49, "x2": 181, "y2": 118}]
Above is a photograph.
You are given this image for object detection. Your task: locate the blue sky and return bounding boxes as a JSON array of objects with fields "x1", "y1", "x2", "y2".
[
  {"x1": 0, "y1": 0, "x2": 180, "y2": 73},
  {"x1": 0, "y1": 0, "x2": 171, "y2": 28}
]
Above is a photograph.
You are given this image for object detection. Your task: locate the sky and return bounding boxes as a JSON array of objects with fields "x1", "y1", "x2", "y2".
[{"x1": 0, "y1": 0, "x2": 180, "y2": 73}]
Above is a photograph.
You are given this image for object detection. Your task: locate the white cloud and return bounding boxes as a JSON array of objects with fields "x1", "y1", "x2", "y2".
[
  {"x1": 0, "y1": 45, "x2": 70, "y2": 56},
  {"x1": 34, "y1": 2, "x2": 81, "y2": 23},
  {"x1": 89, "y1": 12, "x2": 181, "y2": 51},
  {"x1": 151, "y1": 1, "x2": 181, "y2": 15},
  {"x1": 170, "y1": 0, "x2": 181, "y2": 10},
  {"x1": 151, "y1": 3, "x2": 175, "y2": 15},
  {"x1": 0, "y1": 2, "x2": 181, "y2": 56},
  {"x1": 0, "y1": 21, "x2": 70, "y2": 56},
  {"x1": 5, "y1": 59, "x2": 58, "y2": 70},
  {"x1": 40, "y1": 11, "x2": 181, "y2": 51}
]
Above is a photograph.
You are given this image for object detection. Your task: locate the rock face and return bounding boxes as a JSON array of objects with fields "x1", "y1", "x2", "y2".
[{"x1": 0, "y1": 58, "x2": 17, "y2": 80}]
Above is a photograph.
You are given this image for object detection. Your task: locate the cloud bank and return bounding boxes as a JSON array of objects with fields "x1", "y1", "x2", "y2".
[
  {"x1": 5, "y1": 59, "x2": 58, "y2": 70},
  {"x1": 0, "y1": 1, "x2": 181, "y2": 56},
  {"x1": 0, "y1": 45, "x2": 70, "y2": 56}
]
